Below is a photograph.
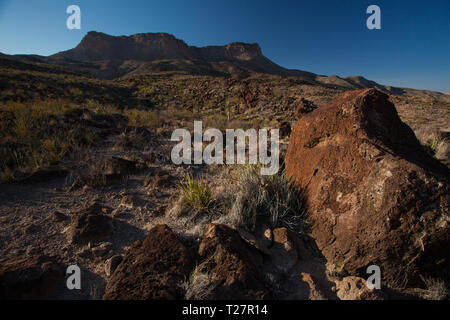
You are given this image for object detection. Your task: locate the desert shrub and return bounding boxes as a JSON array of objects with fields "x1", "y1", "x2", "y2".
[
  {"x1": 228, "y1": 165, "x2": 306, "y2": 231},
  {"x1": 0, "y1": 166, "x2": 14, "y2": 183},
  {"x1": 204, "y1": 113, "x2": 228, "y2": 131},
  {"x1": 177, "y1": 174, "x2": 212, "y2": 214},
  {"x1": 0, "y1": 99, "x2": 105, "y2": 181},
  {"x1": 182, "y1": 257, "x2": 216, "y2": 300},
  {"x1": 422, "y1": 140, "x2": 438, "y2": 156},
  {"x1": 138, "y1": 86, "x2": 155, "y2": 97},
  {"x1": 68, "y1": 87, "x2": 83, "y2": 97},
  {"x1": 124, "y1": 108, "x2": 160, "y2": 129},
  {"x1": 420, "y1": 276, "x2": 449, "y2": 300}
]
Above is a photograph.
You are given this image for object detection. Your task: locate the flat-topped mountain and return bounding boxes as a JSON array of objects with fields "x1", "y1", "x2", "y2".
[
  {"x1": 51, "y1": 31, "x2": 317, "y2": 81},
  {"x1": 0, "y1": 31, "x2": 447, "y2": 98},
  {"x1": 55, "y1": 31, "x2": 264, "y2": 62}
]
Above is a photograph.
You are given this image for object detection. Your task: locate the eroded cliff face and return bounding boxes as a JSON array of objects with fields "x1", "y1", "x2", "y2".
[{"x1": 55, "y1": 31, "x2": 263, "y2": 63}]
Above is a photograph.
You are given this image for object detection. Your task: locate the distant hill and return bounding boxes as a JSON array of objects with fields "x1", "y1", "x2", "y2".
[{"x1": 0, "y1": 31, "x2": 447, "y2": 98}]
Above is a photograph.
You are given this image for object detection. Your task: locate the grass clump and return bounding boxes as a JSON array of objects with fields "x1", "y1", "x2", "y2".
[
  {"x1": 177, "y1": 174, "x2": 213, "y2": 214},
  {"x1": 422, "y1": 140, "x2": 438, "y2": 156},
  {"x1": 228, "y1": 165, "x2": 306, "y2": 231},
  {"x1": 419, "y1": 276, "x2": 449, "y2": 300},
  {"x1": 123, "y1": 108, "x2": 160, "y2": 129}
]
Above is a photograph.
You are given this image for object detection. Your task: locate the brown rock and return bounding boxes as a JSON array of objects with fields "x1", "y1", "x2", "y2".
[
  {"x1": 261, "y1": 228, "x2": 301, "y2": 273},
  {"x1": 277, "y1": 121, "x2": 291, "y2": 139},
  {"x1": 335, "y1": 276, "x2": 385, "y2": 300},
  {"x1": 285, "y1": 89, "x2": 450, "y2": 286},
  {"x1": 102, "y1": 156, "x2": 138, "y2": 176},
  {"x1": 299, "y1": 273, "x2": 326, "y2": 300},
  {"x1": 103, "y1": 224, "x2": 193, "y2": 300},
  {"x1": 105, "y1": 255, "x2": 123, "y2": 277},
  {"x1": 198, "y1": 224, "x2": 270, "y2": 299},
  {"x1": 0, "y1": 255, "x2": 61, "y2": 300},
  {"x1": 67, "y1": 206, "x2": 113, "y2": 245}
]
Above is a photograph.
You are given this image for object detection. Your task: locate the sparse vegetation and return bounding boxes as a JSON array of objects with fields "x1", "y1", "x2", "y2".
[
  {"x1": 227, "y1": 165, "x2": 306, "y2": 231},
  {"x1": 177, "y1": 174, "x2": 213, "y2": 215},
  {"x1": 182, "y1": 256, "x2": 216, "y2": 300},
  {"x1": 420, "y1": 276, "x2": 449, "y2": 300},
  {"x1": 123, "y1": 108, "x2": 160, "y2": 129},
  {"x1": 422, "y1": 139, "x2": 438, "y2": 156}
]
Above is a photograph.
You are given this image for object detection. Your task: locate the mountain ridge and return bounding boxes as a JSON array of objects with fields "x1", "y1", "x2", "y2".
[{"x1": 0, "y1": 31, "x2": 447, "y2": 97}]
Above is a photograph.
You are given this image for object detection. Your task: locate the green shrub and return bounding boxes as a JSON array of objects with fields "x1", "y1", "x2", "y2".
[
  {"x1": 124, "y1": 108, "x2": 160, "y2": 129},
  {"x1": 177, "y1": 174, "x2": 212, "y2": 214},
  {"x1": 229, "y1": 165, "x2": 306, "y2": 231}
]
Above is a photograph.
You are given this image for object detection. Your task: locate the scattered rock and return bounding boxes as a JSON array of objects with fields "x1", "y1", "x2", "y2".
[
  {"x1": 286, "y1": 89, "x2": 450, "y2": 286},
  {"x1": 265, "y1": 228, "x2": 300, "y2": 273},
  {"x1": 105, "y1": 255, "x2": 123, "y2": 277},
  {"x1": 299, "y1": 273, "x2": 326, "y2": 300},
  {"x1": 102, "y1": 156, "x2": 139, "y2": 176},
  {"x1": 51, "y1": 211, "x2": 69, "y2": 222},
  {"x1": 103, "y1": 224, "x2": 193, "y2": 300},
  {"x1": 77, "y1": 246, "x2": 92, "y2": 259},
  {"x1": 91, "y1": 242, "x2": 113, "y2": 259},
  {"x1": 277, "y1": 121, "x2": 291, "y2": 139},
  {"x1": 0, "y1": 255, "x2": 61, "y2": 299},
  {"x1": 66, "y1": 206, "x2": 113, "y2": 245},
  {"x1": 197, "y1": 224, "x2": 271, "y2": 299},
  {"x1": 144, "y1": 169, "x2": 172, "y2": 188},
  {"x1": 24, "y1": 224, "x2": 40, "y2": 235},
  {"x1": 335, "y1": 276, "x2": 386, "y2": 300},
  {"x1": 119, "y1": 195, "x2": 144, "y2": 209}
]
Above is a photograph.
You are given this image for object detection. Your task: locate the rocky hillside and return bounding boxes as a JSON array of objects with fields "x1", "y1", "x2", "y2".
[
  {"x1": 0, "y1": 31, "x2": 449, "y2": 301},
  {"x1": 0, "y1": 31, "x2": 446, "y2": 99}
]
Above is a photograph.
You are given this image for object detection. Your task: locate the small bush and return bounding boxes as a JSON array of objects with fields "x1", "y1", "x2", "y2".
[
  {"x1": 420, "y1": 276, "x2": 449, "y2": 300},
  {"x1": 422, "y1": 140, "x2": 438, "y2": 156},
  {"x1": 228, "y1": 165, "x2": 306, "y2": 231},
  {"x1": 182, "y1": 257, "x2": 216, "y2": 300},
  {"x1": 124, "y1": 108, "x2": 159, "y2": 129},
  {"x1": 177, "y1": 174, "x2": 212, "y2": 214}
]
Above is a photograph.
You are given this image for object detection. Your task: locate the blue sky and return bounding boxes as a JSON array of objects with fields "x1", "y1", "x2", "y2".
[{"x1": 0, "y1": 0, "x2": 449, "y2": 92}]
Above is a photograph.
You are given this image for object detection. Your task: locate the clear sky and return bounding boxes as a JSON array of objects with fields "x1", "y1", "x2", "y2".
[{"x1": 0, "y1": 0, "x2": 449, "y2": 92}]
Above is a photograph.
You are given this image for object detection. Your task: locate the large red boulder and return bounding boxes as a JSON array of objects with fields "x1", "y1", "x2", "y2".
[{"x1": 285, "y1": 89, "x2": 450, "y2": 286}]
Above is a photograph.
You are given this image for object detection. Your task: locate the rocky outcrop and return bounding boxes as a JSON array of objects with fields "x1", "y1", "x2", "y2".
[
  {"x1": 52, "y1": 31, "x2": 318, "y2": 81},
  {"x1": 55, "y1": 32, "x2": 265, "y2": 65},
  {"x1": 334, "y1": 276, "x2": 386, "y2": 300},
  {"x1": 285, "y1": 89, "x2": 450, "y2": 286},
  {"x1": 0, "y1": 255, "x2": 61, "y2": 300},
  {"x1": 66, "y1": 204, "x2": 113, "y2": 245},
  {"x1": 197, "y1": 224, "x2": 271, "y2": 300},
  {"x1": 103, "y1": 225, "x2": 193, "y2": 300}
]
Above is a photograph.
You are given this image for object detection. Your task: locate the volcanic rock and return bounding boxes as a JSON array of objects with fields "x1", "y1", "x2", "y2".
[
  {"x1": 0, "y1": 255, "x2": 61, "y2": 300},
  {"x1": 66, "y1": 206, "x2": 113, "y2": 245},
  {"x1": 103, "y1": 224, "x2": 193, "y2": 300},
  {"x1": 285, "y1": 88, "x2": 450, "y2": 286},
  {"x1": 198, "y1": 224, "x2": 271, "y2": 299}
]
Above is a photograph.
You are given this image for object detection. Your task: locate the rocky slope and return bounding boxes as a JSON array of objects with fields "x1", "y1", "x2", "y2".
[{"x1": 0, "y1": 31, "x2": 446, "y2": 99}]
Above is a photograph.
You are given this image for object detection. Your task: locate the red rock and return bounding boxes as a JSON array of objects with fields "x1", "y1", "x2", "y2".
[
  {"x1": 0, "y1": 255, "x2": 61, "y2": 300},
  {"x1": 335, "y1": 276, "x2": 385, "y2": 300},
  {"x1": 198, "y1": 224, "x2": 271, "y2": 299},
  {"x1": 285, "y1": 89, "x2": 450, "y2": 286},
  {"x1": 103, "y1": 225, "x2": 193, "y2": 300}
]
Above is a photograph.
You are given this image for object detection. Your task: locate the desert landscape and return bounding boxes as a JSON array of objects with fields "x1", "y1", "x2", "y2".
[{"x1": 0, "y1": 31, "x2": 449, "y2": 300}]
